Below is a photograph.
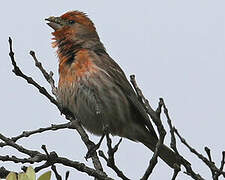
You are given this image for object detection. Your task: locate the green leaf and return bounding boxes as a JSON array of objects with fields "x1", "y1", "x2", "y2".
[
  {"x1": 26, "y1": 166, "x2": 36, "y2": 180},
  {"x1": 37, "y1": 171, "x2": 51, "y2": 180},
  {"x1": 18, "y1": 173, "x2": 29, "y2": 180},
  {"x1": 6, "y1": 172, "x2": 17, "y2": 180}
]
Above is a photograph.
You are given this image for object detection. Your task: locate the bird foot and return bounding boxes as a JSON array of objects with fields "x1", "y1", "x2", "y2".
[{"x1": 85, "y1": 125, "x2": 109, "y2": 160}]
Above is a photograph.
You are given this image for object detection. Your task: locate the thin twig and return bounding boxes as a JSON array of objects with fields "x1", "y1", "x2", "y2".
[
  {"x1": 65, "y1": 171, "x2": 70, "y2": 180},
  {"x1": 205, "y1": 147, "x2": 213, "y2": 162},
  {"x1": 214, "y1": 151, "x2": 225, "y2": 179},
  {"x1": 205, "y1": 147, "x2": 215, "y2": 179},
  {"x1": 161, "y1": 99, "x2": 179, "y2": 154},
  {"x1": 141, "y1": 99, "x2": 166, "y2": 180},
  {"x1": 99, "y1": 135, "x2": 129, "y2": 180},
  {"x1": 130, "y1": 75, "x2": 156, "y2": 116},
  {"x1": 0, "y1": 155, "x2": 35, "y2": 164},
  {"x1": 51, "y1": 165, "x2": 62, "y2": 180},
  {"x1": 11, "y1": 122, "x2": 74, "y2": 142},
  {"x1": 29, "y1": 50, "x2": 57, "y2": 96}
]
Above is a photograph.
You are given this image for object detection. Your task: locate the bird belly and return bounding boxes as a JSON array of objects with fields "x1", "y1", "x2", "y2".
[{"x1": 57, "y1": 75, "x2": 131, "y2": 136}]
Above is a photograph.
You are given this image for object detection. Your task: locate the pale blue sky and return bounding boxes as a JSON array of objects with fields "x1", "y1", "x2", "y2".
[{"x1": 1, "y1": 1, "x2": 225, "y2": 179}]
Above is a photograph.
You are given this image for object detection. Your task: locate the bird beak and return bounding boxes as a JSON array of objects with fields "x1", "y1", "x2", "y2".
[{"x1": 45, "y1": 16, "x2": 63, "y2": 31}]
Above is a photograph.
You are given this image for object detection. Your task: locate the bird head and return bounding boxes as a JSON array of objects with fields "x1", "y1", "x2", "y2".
[{"x1": 45, "y1": 11, "x2": 100, "y2": 47}]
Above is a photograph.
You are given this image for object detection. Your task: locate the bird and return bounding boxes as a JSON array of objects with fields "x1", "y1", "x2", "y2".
[{"x1": 45, "y1": 11, "x2": 182, "y2": 168}]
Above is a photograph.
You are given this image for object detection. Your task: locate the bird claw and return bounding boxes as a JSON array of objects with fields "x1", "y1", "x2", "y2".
[{"x1": 85, "y1": 126, "x2": 109, "y2": 160}]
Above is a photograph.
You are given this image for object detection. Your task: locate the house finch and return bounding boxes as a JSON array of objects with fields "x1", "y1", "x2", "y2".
[{"x1": 46, "y1": 11, "x2": 181, "y2": 168}]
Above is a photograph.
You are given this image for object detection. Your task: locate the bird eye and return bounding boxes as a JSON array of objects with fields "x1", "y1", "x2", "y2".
[{"x1": 68, "y1": 20, "x2": 75, "y2": 24}]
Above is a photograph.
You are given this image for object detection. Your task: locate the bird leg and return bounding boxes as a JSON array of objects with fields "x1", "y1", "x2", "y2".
[{"x1": 85, "y1": 125, "x2": 109, "y2": 160}]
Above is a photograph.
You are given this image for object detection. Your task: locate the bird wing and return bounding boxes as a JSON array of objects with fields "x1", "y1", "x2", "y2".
[{"x1": 93, "y1": 51, "x2": 158, "y2": 138}]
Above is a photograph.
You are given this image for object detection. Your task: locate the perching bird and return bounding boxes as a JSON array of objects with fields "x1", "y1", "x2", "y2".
[{"x1": 46, "y1": 11, "x2": 182, "y2": 168}]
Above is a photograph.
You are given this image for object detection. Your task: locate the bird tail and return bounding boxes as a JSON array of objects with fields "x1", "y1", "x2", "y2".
[{"x1": 140, "y1": 136, "x2": 187, "y2": 168}]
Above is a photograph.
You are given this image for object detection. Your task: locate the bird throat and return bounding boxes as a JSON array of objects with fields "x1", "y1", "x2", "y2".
[
  {"x1": 53, "y1": 32, "x2": 106, "y2": 67},
  {"x1": 55, "y1": 38, "x2": 83, "y2": 65}
]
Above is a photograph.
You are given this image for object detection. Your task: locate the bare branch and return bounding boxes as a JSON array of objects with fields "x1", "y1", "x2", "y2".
[
  {"x1": 8, "y1": 37, "x2": 59, "y2": 109},
  {"x1": 0, "y1": 132, "x2": 113, "y2": 180},
  {"x1": 0, "y1": 133, "x2": 43, "y2": 158},
  {"x1": 174, "y1": 128, "x2": 225, "y2": 179},
  {"x1": 161, "y1": 100, "x2": 204, "y2": 180}
]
